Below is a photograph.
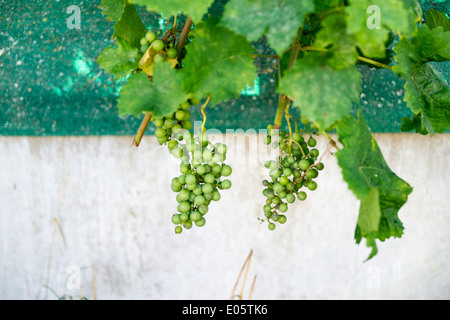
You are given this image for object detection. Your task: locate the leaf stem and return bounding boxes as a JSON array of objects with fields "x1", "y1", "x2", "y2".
[
  {"x1": 301, "y1": 46, "x2": 393, "y2": 70},
  {"x1": 176, "y1": 16, "x2": 193, "y2": 55},
  {"x1": 132, "y1": 113, "x2": 152, "y2": 147},
  {"x1": 274, "y1": 29, "x2": 302, "y2": 129}
]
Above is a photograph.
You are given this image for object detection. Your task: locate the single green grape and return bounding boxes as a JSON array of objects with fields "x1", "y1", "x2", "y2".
[
  {"x1": 310, "y1": 149, "x2": 320, "y2": 158},
  {"x1": 286, "y1": 193, "x2": 296, "y2": 204},
  {"x1": 145, "y1": 31, "x2": 156, "y2": 43},
  {"x1": 154, "y1": 54, "x2": 165, "y2": 64},
  {"x1": 195, "y1": 217, "x2": 206, "y2": 227},
  {"x1": 220, "y1": 179, "x2": 232, "y2": 190},
  {"x1": 185, "y1": 174, "x2": 197, "y2": 185},
  {"x1": 307, "y1": 181, "x2": 318, "y2": 191},
  {"x1": 279, "y1": 203, "x2": 288, "y2": 213},
  {"x1": 152, "y1": 39, "x2": 165, "y2": 52},
  {"x1": 140, "y1": 37, "x2": 148, "y2": 46},
  {"x1": 175, "y1": 110, "x2": 185, "y2": 121},
  {"x1": 204, "y1": 174, "x2": 215, "y2": 184},
  {"x1": 221, "y1": 165, "x2": 232, "y2": 177},
  {"x1": 172, "y1": 214, "x2": 182, "y2": 225},
  {"x1": 190, "y1": 211, "x2": 202, "y2": 222},
  {"x1": 297, "y1": 191, "x2": 307, "y2": 201},
  {"x1": 308, "y1": 138, "x2": 317, "y2": 147},
  {"x1": 268, "y1": 223, "x2": 276, "y2": 231},
  {"x1": 154, "y1": 118, "x2": 164, "y2": 128},
  {"x1": 306, "y1": 169, "x2": 319, "y2": 179},
  {"x1": 154, "y1": 128, "x2": 166, "y2": 139},
  {"x1": 299, "y1": 159, "x2": 310, "y2": 171},
  {"x1": 175, "y1": 226, "x2": 183, "y2": 234},
  {"x1": 167, "y1": 48, "x2": 178, "y2": 58},
  {"x1": 178, "y1": 202, "x2": 191, "y2": 213}
]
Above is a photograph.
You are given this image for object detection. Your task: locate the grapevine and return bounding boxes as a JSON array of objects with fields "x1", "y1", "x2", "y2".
[{"x1": 97, "y1": 0, "x2": 450, "y2": 259}]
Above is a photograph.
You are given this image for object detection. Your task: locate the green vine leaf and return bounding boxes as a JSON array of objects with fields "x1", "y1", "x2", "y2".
[
  {"x1": 129, "y1": 0, "x2": 214, "y2": 22},
  {"x1": 117, "y1": 63, "x2": 189, "y2": 118},
  {"x1": 336, "y1": 110, "x2": 413, "y2": 261},
  {"x1": 394, "y1": 19, "x2": 450, "y2": 135},
  {"x1": 97, "y1": 38, "x2": 138, "y2": 80},
  {"x1": 180, "y1": 19, "x2": 257, "y2": 106},
  {"x1": 278, "y1": 53, "x2": 362, "y2": 131},
  {"x1": 314, "y1": 13, "x2": 359, "y2": 69},
  {"x1": 113, "y1": 2, "x2": 148, "y2": 48},
  {"x1": 346, "y1": 0, "x2": 417, "y2": 58},
  {"x1": 99, "y1": 0, "x2": 126, "y2": 22},
  {"x1": 425, "y1": 9, "x2": 450, "y2": 31},
  {"x1": 220, "y1": 0, "x2": 314, "y2": 55}
]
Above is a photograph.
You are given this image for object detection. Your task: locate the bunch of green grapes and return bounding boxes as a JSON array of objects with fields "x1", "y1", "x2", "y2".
[
  {"x1": 261, "y1": 125, "x2": 324, "y2": 231},
  {"x1": 151, "y1": 99, "x2": 196, "y2": 147},
  {"x1": 169, "y1": 132, "x2": 232, "y2": 234},
  {"x1": 139, "y1": 30, "x2": 179, "y2": 62}
]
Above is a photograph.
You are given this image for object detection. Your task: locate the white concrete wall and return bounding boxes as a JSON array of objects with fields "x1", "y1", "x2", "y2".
[{"x1": 0, "y1": 134, "x2": 449, "y2": 300}]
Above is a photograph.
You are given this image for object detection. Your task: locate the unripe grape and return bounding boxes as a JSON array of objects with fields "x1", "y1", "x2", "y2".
[
  {"x1": 154, "y1": 128, "x2": 166, "y2": 139},
  {"x1": 202, "y1": 183, "x2": 214, "y2": 194},
  {"x1": 214, "y1": 143, "x2": 227, "y2": 155},
  {"x1": 220, "y1": 179, "x2": 232, "y2": 190},
  {"x1": 297, "y1": 191, "x2": 307, "y2": 201},
  {"x1": 278, "y1": 215, "x2": 287, "y2": 224},
  {"x1": 175, "y1": 226, "x2": 183, "y2": 234},
  {"x1": 183, "y1": 220, "x2": 193, "y2": 229},
  {"x1": 153, "y1": 118, "x2": 164, "y2": 128},
  {"x1": 316, "y1": 162, "x2": 325, "y2": 171},
  {"x1": 198, "y1": 205, "x2": 209, "y2": 215},
  {"x1": 175, "y1": 110, "x2": 185, "y2": 121},
  {"x1": 185, "y1": 174, "x2": 197, "y2": 185},
  {"x1": 307, "y1": 181, "x2": 318, "y2": 191},
  {"x1": 140, "y1": 37, "x2": 148, "y2": 46},
  {"x1": 140, "y1": 44, "x2": 150, "y2": 53},
  {"x1": 172, "y1": 214, "x2": 182, "y2": 225},
  {"x1": 308, "y1": 138, "x2": 317, "y2": 147},
  {"x1": 167, "y1": 48, "x2": 178, "y2": 58},
  {"x1": 190, "y1": 211, "x2": 202, "y2": 222},
  {"x1": 279, "y1": 203, "x2": 288, "y2": 213},
  {"x1": 154, "y1": 54, "x2": 165, "y2": 64},
  {"x1": 180, "y1": 102, "x2": 190, "y2": 111},
  {"x1": 195, "y1": 217, "x2": 206, "y2": 227},
  {"x1": 221, "y1": 165, "x2": 232, "y2": 177},
  {"x1": 180, "y1": 213, "x2": 189, "y2": 222},
  {"x1": 204, "y1": 173, "x2": 215, "y2": 184},
  {"x1": 286, "y1": 193, "x2": 296, "y2": 204},
  {"x1": 145, "y1": 31, "x2": 156, "y2": 43},
  {"x1": 306, "y1": 169, "x2": 319, "y2": 179},
  {"x1": 178, "y1": 202, "x2": 191, "y2": 213},
  {"x1": 212, "y1": 190, "x2": 221, "y2": 201},
  {"x1": 299, "y1": 159, "x2": 310, "y2": 171},
  {"x1": 268, "y1": 223, "x2": 276, "y2": 231},
  {"x1": 152, "y1": 39, "x2": 165, "y2": 52},
  {"x1": 168, "y1": 140, "x2": 178, "y2": 150},
  {"x1": 182, "y1": 120, "x2": 193, "y2": 130},
  {"x1": 310, "y1": 149, "x2": 320, "y2": 158}
]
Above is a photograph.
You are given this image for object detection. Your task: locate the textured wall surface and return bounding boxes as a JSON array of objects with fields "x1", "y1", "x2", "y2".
[{"x1": 0, "y1": 134, "x2": 449, "y2": 300}]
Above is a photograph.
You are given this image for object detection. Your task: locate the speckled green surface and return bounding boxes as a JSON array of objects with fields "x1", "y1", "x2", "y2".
[{"x1": 0, "y1": 0, "x2": 448, "y2": 136}]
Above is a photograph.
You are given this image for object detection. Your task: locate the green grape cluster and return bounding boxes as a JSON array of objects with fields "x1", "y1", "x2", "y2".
[
  {"x1": 169, "y1": 133, "x2": 232, "y2": 234},
  {"x1": 261, "y1": 125, "x2": 324, "y2": 231},
  {"x1": 139, "y1": 30, "x2": 179, "y2": 63},
  {"x1": 151, "y1": 95, "x2": 202, "y2": 146}
]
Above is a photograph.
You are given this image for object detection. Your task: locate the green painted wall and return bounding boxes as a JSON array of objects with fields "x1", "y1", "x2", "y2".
[{"x1": 0, "y1": 0, "x2": 448, "y2": 136}]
